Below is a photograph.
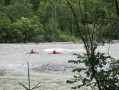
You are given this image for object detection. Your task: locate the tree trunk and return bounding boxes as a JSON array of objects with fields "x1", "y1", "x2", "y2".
[{"x1": 114, "y1": 0, "x2": 119, "y2": 17}]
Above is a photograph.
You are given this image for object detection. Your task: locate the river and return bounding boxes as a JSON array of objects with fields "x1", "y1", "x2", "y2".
[{"x1": 0, "y1": 42, "x2": 119, "y2": 90}]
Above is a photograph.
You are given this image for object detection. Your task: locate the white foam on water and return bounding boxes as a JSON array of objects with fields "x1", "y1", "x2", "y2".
[{"x1": 43, "y1": 48, "x2": 85, "y2": 53}]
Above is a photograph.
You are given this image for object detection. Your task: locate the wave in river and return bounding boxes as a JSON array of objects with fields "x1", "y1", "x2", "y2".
[{"x1": 43, "y1": 48, "x2": 85, "y2": 53}]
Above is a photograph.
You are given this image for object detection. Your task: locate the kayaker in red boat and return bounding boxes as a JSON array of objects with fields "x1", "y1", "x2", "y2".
[
  {"x1": 53, "y1": 50, "x2": 57, "y2": 54},
  {"x1": 31, "y1": 49, "x2": 34, "y2": 53}
]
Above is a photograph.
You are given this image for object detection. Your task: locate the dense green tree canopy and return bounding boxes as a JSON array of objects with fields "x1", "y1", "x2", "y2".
[
  {"x1": 0, "y1": 0, "x2": 119, "y2": 43},
  {"x1": 0, "y1": 11, "x2": 12, "y2": 42}
]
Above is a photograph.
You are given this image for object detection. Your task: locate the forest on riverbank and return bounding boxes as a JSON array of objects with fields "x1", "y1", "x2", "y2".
[{"x1": 0, "y1": 0, "x2": 119, "y2": 43}]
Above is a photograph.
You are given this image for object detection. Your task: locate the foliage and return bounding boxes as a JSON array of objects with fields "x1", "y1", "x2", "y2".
[
  {"x1": 5, "y1": 2, "x2": 33, "y2": 22},
  {"x1": 0, "y1": 11, "x2": 12, "y2": 43},
  {"x1": 11, "y1": 17, "x2": 34, "y2": 42},
  {"x1": 67, "y1": 52, "x2": 119, "y2": 90},
  {"x1": 32, "y1": 35, "x2": 44, "y2": 43},
  {"x1": 30, "y1": 0, "x2": 40, "y2": 11},
  {"x1": 66, "y1": 0, "x2": 119, "y2": 90},
  {"x1": 43, "y1": 18, "x2": 61, "y2": 42},
  {"x1": 4, "y1": 0, "x2": 11, "y2": 6},
  {"x1": 59, "y1": 35, "x2": 75, "y2": 42},
  {"x1": 0, "y1": 0, "x2": 5, "y2": 6},
  {"x1": 104, "y1": 18, "x2": 119, "y2": 40},
  {"x1": 0, "y1": 0, "x2": 119, "y2": 43},
  {"x1": 65, "y1": 0, "x2": 112, "y2": 54}
]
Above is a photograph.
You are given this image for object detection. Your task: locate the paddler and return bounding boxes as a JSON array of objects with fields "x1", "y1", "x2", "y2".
[
  {"x1": 53, "y1": 50, "x2": 56, "y2": 54},
  {"x1": 31, "y1": 49, "x2": 34, "y2": 53}
]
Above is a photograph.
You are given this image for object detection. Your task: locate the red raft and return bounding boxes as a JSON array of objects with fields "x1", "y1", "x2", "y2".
[
  {"x1": 49, "y1": 52, "x2": 61, "y2": 54},
  {"x1": 26, "y1": 52, "x2": 39, "y2": 54}
]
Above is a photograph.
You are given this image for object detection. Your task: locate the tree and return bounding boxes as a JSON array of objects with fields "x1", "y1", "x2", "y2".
[
  {"x1": 5, "y1": 2, "x2": 33, "y2": 22},
  {"x1": 56, "y1": 0, "x2": 75, "y2": 35},
  {"x1": 37, "y1": 1, "x2": 55, "y2": 24},
  {"x1": 12, "y1": 17, "x2": 34, "y2": 42},
  {"x1": 66, "y1": 0, "x2": 119, "y2": 89},
  {"x1": 30, "y1": 15, "x2": 45, "y2": 42},
  {"x1": 66, "y1": 0, "x2": 108, "y2": 55},
  {"x1": 0, "y1": 11, "x2": 12, "y2": 43},
  {"x1": 43, "y1": 18, "x2": 61, "y2": 42}
]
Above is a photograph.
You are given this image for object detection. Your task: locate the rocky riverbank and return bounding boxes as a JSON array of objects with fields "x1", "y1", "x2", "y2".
[{"x1": 40, "y1": 63, "x2": 78, "y2": 71}]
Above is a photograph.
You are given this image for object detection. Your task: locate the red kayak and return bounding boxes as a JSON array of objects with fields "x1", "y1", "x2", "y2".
[
  {"x1": 26, "y1": 52, "x2": 39, "y2": 54},
  {"x1": 49, "y1": 52, "x2": 61, "y2": 54}
]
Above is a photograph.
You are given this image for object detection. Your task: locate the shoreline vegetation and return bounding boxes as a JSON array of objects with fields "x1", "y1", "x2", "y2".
[
  {"x1": 1, "y1": 0, "x2": 119, "y2": 43},
  {"x1": 0, "y1": 41, "x2": 83, "y2": 44},
  {"x1": 0, "y1": 40, "x2": 119, "y2": 44}
]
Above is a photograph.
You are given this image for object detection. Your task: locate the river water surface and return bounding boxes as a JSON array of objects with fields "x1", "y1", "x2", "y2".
[{"x1": 0, "y1": 43, "x2": 119, "y2": 90}]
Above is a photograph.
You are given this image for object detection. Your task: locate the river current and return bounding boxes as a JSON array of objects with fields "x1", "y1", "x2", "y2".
[{"x1": 0, "y1": 42, "x2": 119, "y2": 90}]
